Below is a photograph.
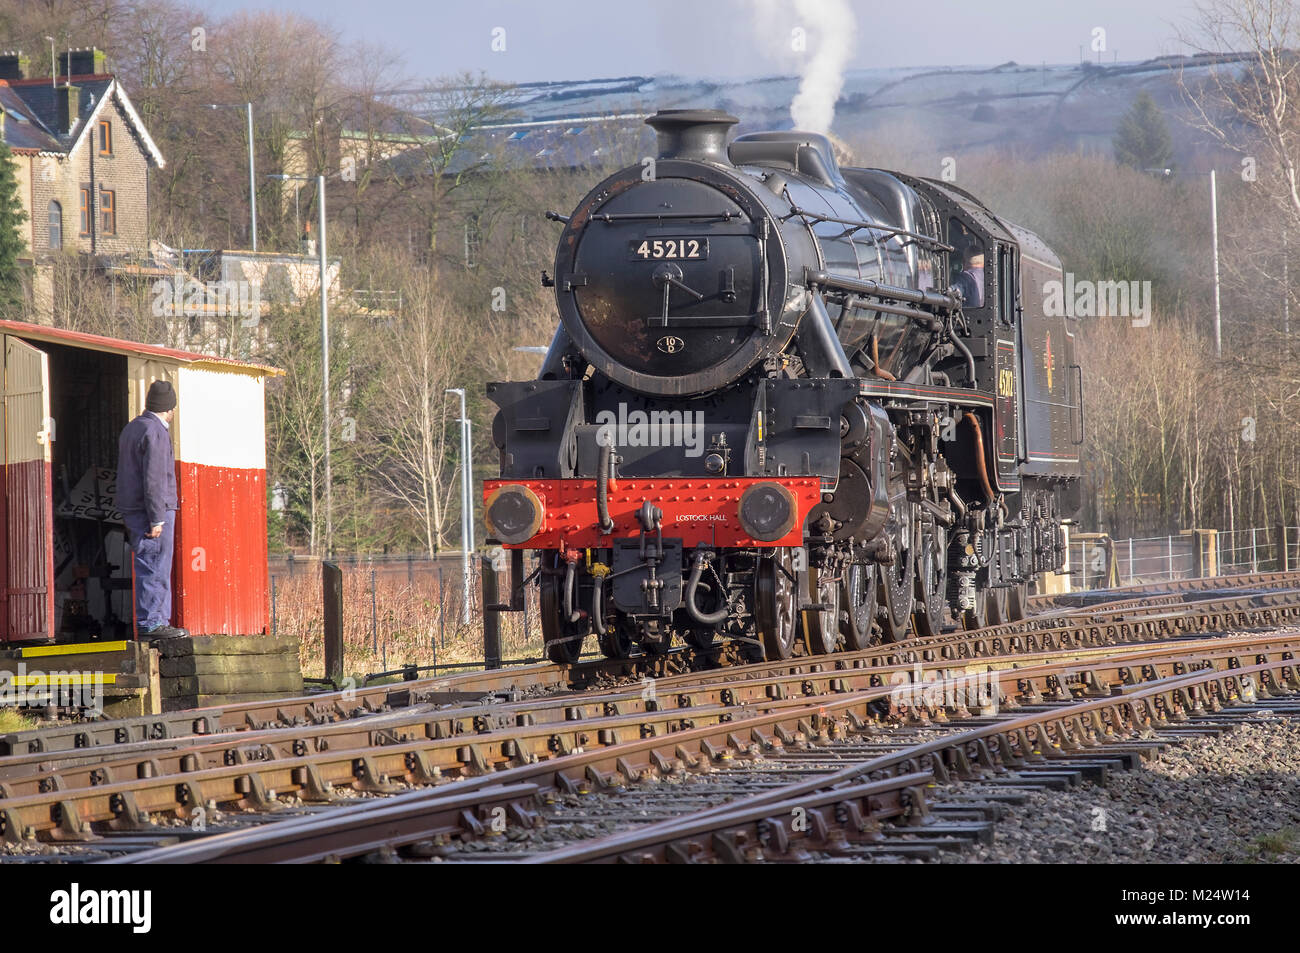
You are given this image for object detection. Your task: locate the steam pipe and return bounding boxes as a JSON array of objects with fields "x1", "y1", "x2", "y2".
[
  {"x1": 563, "y1": 559, "x2": 581, "y2": 623},
  {"x1": 945, "y1": 485, "x2": 968, "y2": 519},
  {"x1": 963, "y1": 412, "x2": 997, "y2": 504},
  {"x1": 805, "y1": 268, "x2": 959, "y2": 312},
  {"x1": 948, "y1": 316, "x2": 977, "y2": 387},
  {"x1": 591, "y1": 577, "x2": 606, "y2": 636},
  {"x1": 800, "y1": 293, "x2": 855, "y2": 378},
  {"x1": 869, "y1": 334, "x2": 896, "y2": 381},
  {"x1": 596, "y1": 441, "x2": 615, "y2": 533},
  {"x1": 840, "y1": 294, "x2": 943, "y2": 331},
  {"x1": 685, "y1": 551, "x2": 729, "y2": 626}
]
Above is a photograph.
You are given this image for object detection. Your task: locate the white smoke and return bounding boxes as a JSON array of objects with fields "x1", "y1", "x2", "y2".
[
  {"x1": 789, "y1": 0, "x2": 857, "y2": 133},
  {"x1": 747, "y1": 0, "x2": 858, "y2": 134}
]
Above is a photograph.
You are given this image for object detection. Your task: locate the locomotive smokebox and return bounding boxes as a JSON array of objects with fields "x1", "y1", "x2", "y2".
[{"x1": 645, "y1": 109, "x2": 739, "y2": 163}]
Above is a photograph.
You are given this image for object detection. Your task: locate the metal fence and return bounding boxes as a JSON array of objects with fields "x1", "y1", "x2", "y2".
[
  {"x1": 1071, "y1": 525, "x2": 1299, "y2": 588},
  {"x1": 268, "y1": 552, "x2": 541, "y2": 667}
]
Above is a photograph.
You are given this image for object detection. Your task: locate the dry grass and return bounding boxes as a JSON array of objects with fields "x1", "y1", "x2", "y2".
[
  {"x1": 273, "y1": 566, "x2": 541, "y2": 682},
  {"x1": 0, "y1": 709, "x2": 36, "y2": 733}
]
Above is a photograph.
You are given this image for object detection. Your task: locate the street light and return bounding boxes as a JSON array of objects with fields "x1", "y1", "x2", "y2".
[
  {"x1": 445, "y1": 388, "x2": 474, "y2": 625},
  {"x1": 269, "y1": 173, "x2": 331, "y2": 554},
  {"x1": 44, "y1": 36, "x2": 55, "y2": 90},
  {"x1": 1148, "y1": 167, "x2": 1223, "y2": 358},
  {"x1": 211, "y1": 103, "x2": 257, "y2": 252}
]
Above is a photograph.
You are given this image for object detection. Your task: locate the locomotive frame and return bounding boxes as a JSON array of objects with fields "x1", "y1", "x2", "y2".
[{"x1": 484, "y1": 109, "x2": 1084, "y2": 664}]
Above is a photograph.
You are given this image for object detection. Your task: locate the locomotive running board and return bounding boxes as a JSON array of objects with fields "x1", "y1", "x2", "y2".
[{"x1": 857, "y1": 380, "x2": 995, "y2": 407}]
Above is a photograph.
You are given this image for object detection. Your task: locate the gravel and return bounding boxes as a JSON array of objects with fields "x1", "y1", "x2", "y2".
[{"x1": 941, "y1": 718, "x2": 1300, "y2": 863}]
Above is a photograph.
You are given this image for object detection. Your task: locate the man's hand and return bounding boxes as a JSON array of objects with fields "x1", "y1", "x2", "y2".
[{"x1": 148, "y1": 523, "x2": 164, "y2": 539}]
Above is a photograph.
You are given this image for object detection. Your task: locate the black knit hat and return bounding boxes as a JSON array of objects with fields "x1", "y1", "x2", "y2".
[{"x1": 146, "y1": 380, "x2": 177, "y2": 412}]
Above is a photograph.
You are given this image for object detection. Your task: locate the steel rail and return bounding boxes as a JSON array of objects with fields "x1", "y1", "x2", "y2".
[
  {"x1": 5, "y1": 629, "x2": 1295, "y2": 803},
  {"x1": 0, "y1": 587, "x2": 1297, "y2": 837},
  {"x1": 522, "y1": 655, "x2": 1300, "y2": 863},
  {"x1": 7, "y1": 572, "x2": 1298, "y2": 759},
  {"x1": 109, "y1": 629, "x2": 1300, "y2": 862}
]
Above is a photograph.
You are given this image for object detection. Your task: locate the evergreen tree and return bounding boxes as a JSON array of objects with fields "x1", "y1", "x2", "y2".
[
  {"x1": 0, "y1": 141, "x2": 26, "y2": 317},
  {"x1": 1114, "y1": 91, "x2": 1175, "y2": 173}
]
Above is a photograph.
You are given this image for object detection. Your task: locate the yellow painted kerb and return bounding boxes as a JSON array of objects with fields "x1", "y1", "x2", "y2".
[
  {"x1": 20, "y1": 641, "x2": 129, "y2": 658},
  {"x1": 10, "y1": 673, "x2": 116, "y2": 686}
]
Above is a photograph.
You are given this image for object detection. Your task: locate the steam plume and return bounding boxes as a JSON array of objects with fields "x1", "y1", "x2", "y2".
[{"x1": 788, "y1": 0, "x2": 857, "y2": 133}]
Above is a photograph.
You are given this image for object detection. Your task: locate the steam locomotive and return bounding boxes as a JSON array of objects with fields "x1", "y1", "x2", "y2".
[{"x1": 484, "y1": 109, "x2": 1083, "y2": 663}]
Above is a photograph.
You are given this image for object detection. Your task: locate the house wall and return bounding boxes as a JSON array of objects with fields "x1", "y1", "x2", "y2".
[
  {"x1": 10, "y1": 153, "x2": 32, "y2": 256},
  {"x1": 27, "y1": 96, "x2": 150, "y2": 258}
]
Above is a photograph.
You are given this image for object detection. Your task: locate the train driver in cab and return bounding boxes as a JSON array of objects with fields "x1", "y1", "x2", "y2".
[{"x1": 954, "y1": 245, "x2": 986, "y2": 308}]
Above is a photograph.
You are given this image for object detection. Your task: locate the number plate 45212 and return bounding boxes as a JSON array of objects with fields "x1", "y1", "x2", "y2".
[{"x1": 629, "y1": 237, "x2": 708, "y2": 260}]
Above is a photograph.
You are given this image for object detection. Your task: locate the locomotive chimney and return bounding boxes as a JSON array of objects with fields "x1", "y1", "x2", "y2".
[{"x1": 645, "y1": 109, "x2": 739, "y2": 163}]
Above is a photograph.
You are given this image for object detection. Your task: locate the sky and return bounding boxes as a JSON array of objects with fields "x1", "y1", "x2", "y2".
[{"x1": 196, "y1": 0, "x2": 1206, "y2": 85}]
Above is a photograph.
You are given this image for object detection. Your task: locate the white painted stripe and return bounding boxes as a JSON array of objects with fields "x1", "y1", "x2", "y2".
[{"x1": 175, "y1": 366, "x2": 266, "y2": 469}]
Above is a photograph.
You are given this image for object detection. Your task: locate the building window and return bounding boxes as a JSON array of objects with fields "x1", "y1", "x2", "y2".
[
  {"x1": 79, "y1": 188, "x2": 90, "y2": 235},
  {"x1": 100, "y1": 189, "x2": 116, "y2": 236},
  {"x1": 98, "y1": 120, "x2": 112, "y2": 156},
  {"x1": 48, "y1": 201, "x2": 62, "y2": 249},
  {"x1": 463, "y1": 214, "x2": 481, "y2": 268}
]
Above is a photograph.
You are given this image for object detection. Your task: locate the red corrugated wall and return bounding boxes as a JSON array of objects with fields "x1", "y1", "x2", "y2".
[
  {"x1": 2, "y1": 459, "x2": 54, "y2": 640},
  {"x1": 172, "y1": 462, "x2": 268, "y2": 635},
  {"x1": 2, "y1": 337, "x2": 54, "y2": 643}
]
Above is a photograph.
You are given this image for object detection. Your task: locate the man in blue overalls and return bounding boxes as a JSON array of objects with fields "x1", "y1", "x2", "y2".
[{"x1": 117, "y1": 380, "x2": 188, "y2": 640}]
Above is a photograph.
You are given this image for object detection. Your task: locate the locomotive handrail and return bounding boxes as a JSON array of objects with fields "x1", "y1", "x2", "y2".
[
  {"x1": 590, "y1": 210, "x2": 741, "y2": 222},
  {"x1": 785, "y1": 206, "x2": 955, "y2": 253}
]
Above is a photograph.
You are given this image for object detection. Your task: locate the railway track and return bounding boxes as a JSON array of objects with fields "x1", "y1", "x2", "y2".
[
  {"x1": 5, "y1": 570, "x2": 1297, "y2": 765},
  {"x1": 0, "y1": 574, "x2": 1290, "y2": 862},
  {"x1": 100, "y1": 629, "x2": 1299, "y2": 863}
]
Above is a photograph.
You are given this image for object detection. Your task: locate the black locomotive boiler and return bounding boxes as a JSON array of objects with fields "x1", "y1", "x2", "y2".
[{"x1": 484, "y1": 109, "x2": 1084, "y2": 663}]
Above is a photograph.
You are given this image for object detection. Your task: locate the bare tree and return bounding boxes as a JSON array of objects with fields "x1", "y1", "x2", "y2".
[{"x1": 362, "y1": 267, "x2": 464, "y2": 554}]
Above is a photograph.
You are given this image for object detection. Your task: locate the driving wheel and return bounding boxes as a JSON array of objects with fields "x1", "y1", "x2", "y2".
[
  {"x1": 540, "y1": 563, "x2": 587, "y2": 664},
  {"x1": 912, "y1": 519, "x2": 948, "y2": 638},
  {"x1": 802, "y1": 563, "x2": 840, "y2": 655},
  {"x1": 878, "y1": 501, "x2": 917, "y2": 642},
  {"x1": 755, "y1": 547, "x2": 799, "y2": 660},
  {"x1": 841, "y1": 561, "x2": 878, "y2": 650}
]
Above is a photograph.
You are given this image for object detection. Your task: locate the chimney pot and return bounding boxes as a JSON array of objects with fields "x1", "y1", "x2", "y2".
[
  {"x1": 0, "y1": 51, "x2": 30, "y2": 81},
  {"x1": 644, "y1": 109, "x2": 739, "y2": 164},
  {"x1": 57, "y1": 47, "x2": 105, "y2": 79},
  {"x1": 58, "y1": 84, "x2": 80, "y2": 134}
]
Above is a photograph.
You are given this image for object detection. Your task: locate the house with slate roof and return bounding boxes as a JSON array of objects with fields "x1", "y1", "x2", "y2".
[{"x1": 0, "y1": 48, "x2": 164, "y2": 262}]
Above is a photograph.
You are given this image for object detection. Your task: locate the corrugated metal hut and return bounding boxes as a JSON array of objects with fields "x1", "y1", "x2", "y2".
[{"x1": 0, "y1": 320, "x2": 281, "y2": 644}]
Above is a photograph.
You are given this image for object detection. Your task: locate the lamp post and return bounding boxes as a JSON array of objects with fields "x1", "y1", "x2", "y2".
[
  {"x1": 44, "y1": 36, "x2": 55, "y2": 89},
  {"x1": 210, "y1": 103, "x2": 257, "y2": 252},
  {"x1": 270, "y1": 173, "x2": 331, "y2": 554},
  {"x1": 446, "y1": 388, "x2": 474, "y2": 624},
  {"x1": 1148, "y1": 167, "x2": 1223, "y2": 358}
]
